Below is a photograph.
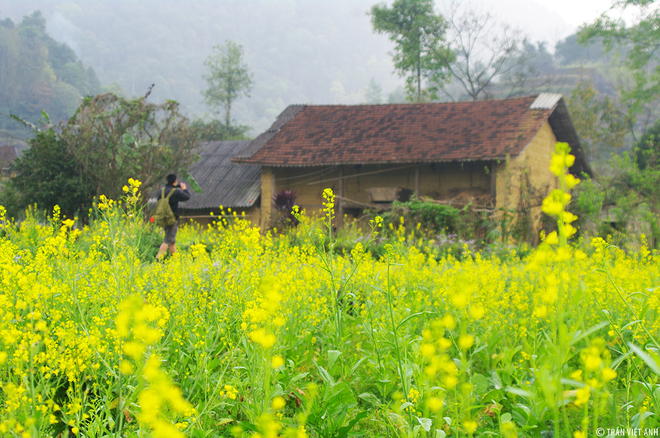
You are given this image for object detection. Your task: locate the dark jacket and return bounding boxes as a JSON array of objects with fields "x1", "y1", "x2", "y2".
[{"x1": 157, "y1": 184, "x2": 191, "y2": 219}]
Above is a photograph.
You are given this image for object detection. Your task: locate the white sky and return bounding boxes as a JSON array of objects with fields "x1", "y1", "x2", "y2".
[
  {"x1": 456, "y1": 0, "x2": 615, "y2": 46},
  {"x1": 531, "y1": 0, "x2": 612, "y2": 28}
]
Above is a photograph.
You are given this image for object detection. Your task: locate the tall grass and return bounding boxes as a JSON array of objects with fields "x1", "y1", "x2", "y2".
[{"x1": 0, "y1": 144, "x2": 658, "y2": 437}]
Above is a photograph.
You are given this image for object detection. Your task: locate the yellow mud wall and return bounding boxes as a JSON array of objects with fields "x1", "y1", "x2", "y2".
[{"x1": 495, "y1": 121, "x2": 558, "y2": 234}]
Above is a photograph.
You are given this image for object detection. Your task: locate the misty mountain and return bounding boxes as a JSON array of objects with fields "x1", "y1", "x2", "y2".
[
  {"x1": 2, "y1": 0, "x2": 616, "y2": 140},
  {"x1": 3, "y1": 0, "x2": 402, "y2": 135},
  {"x1": 0, "y1": 10, "x2": 100, "y2": 134}
]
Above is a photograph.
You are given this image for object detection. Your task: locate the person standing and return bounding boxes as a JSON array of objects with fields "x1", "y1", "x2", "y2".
[{"x1": 156, "y1": 173, "x2": 191, "y2": 260}]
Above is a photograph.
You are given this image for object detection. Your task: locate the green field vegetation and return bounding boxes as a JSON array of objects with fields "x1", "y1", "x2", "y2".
[{"x1": 0, "y1": 147, "x2": 658, "y2": 437}]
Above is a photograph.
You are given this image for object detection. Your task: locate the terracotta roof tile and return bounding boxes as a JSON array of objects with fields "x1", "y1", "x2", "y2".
[{"x1": 237, "y1": 95, "x2": 559, "y2": 167}]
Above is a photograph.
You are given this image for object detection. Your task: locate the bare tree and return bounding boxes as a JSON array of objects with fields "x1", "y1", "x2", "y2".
[{"x1": 435, "y1": 1, "x2": 535, "y2": 101}]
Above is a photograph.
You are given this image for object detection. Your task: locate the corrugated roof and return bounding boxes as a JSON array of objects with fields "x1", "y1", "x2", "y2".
[
  {"x1": 233, "y1": 95, "x2": 591, "y2": 177},
  {"x1": 183, "y1": 140, "x2": 261, "y2": 210},
  {"x1": 530, "y1": 93, "x2": 562, "y2": 109}
]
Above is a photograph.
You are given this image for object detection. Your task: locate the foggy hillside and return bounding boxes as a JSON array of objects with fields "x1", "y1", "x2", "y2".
[{"x1": 3, "y1": 0, "x2": 403, "y2": 135}]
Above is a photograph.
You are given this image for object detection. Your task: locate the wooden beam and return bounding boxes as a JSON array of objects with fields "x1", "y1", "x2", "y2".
[
  {"x1": 415, "y1": 165, "x2": 420, "y2": 194},
  {"x1": 337, "y1": 167, "x2": 344, "y2": 228}
]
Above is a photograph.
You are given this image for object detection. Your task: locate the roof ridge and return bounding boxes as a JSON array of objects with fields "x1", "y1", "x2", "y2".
[
  {"x1": 282, "y1": 95, "x2": 539, "y2": 110},
  {"x1": 238, "y1": 94, "x2": 564, "y2": 166}
]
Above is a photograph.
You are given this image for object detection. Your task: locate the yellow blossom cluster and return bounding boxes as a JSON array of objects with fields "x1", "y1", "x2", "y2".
[{"x1": 0, "y1": 163, "x2": 657, "y2": 436}]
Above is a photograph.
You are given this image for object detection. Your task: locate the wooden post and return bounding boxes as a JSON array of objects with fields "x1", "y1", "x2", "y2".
[
  {"x1": 337, "y1": 167, "x2": 344, "y2": 228},
  {"x1": 260, "y1": 167, "x2": 276, "y2": 229},
  {"x1": 490, "y1": 161, "x2": 497, "y2": 206},
  {"x1": 414, "y1": 165, "x2": 420, "y2": 195},
  {"x1": 271, "y1": 167, "x2": 276, "y2": 212}
]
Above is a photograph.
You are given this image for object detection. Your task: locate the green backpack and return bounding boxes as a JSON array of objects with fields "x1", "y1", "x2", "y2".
[{"x1": 154, "y1": 187, "x2": 177, "y2": 228}]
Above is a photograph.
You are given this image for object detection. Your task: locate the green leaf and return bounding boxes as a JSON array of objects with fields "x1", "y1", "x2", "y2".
[
  {"x1": 237, "y1": 421, "x2": 258, "y2": 432},
  {"x1": 631, "y1": 411, "x2": 655, "y2": 429},
  {"x1": 481, "y1": 389, "x2": 503, "y2": 404},
  {"x1": 192, "y1": 428, "x2": 211, "y2": 438},
  {"x1": 504, "y1": 386, "x2": 533, "y2": 399},
  {"x1": 416, "y1": 417, "x2": 432, "y2": 432},
  {"x1": 9, "y1": 114, "x2": 36, "y2": 130},
  {"x1": 336, "y1": 411, "x2": 368, "y2": 438},
  {"x1": 122, "y1": 133, "x2": 136, "y2": 146},
  {"x1": 629, "y1": 342, "x2": 660, "y2": 376},
  {"x1": 328, "y1": 350, "x2": 342, "y2": 370},
  {"x1": 500, "y1": 413, "x2": 512, "y2": 423},
  {"x1": 314, "y1": 362, "x2": 335, "y2": 386},
  {"x1": 611, "y1": 350, "x2": 632, "y2": 369},
  {"x1": 473, "y1": 373, "x2": 489, "y2": 394},
  {"x1": 290, "y1": 372, "x2": 309, "y2": 383},
  {"x1": 490, "y1": 371, "x2": 503, "y2": 389},
  {"x1": 180, "y1": 169, "x2": 203, "y2": 193},
  {"x1": 396, "y1": 311, "x2": 436, "y2": 331},
  {"x1": 621, "y1": 320, "x2": 643, "y2": 330},
  {"x1": 512, "y1": 405, "x2": 534, "y2": 426},
  {"x1": 560, "y1": 378, "x2": 587, "y2": 388},
  {"x1": 40, "y1": 110, "x2": 51, "y2": 125},
  {"x1": 349, "y1": 356, "x2": 367, "y2": 376},
  {"x1": 570, "y1": 321, "x2": 610, "y2": 345},
  {"x1": 358, "y1": 392, "x2": 381, "y2": 407}
]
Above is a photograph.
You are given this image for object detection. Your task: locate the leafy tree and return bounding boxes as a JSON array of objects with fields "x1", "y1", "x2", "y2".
[
  {"x1": 0, "y1": 11, "x2": 100, "y2": 133},
  {"x1": 363, "y1": 78, "x2": 383, "y2": 104},
  {"x1": 62, "y1": 92, "x2": 200, "y2": 201},
  {"x1": 579, "y1": 0, "x2": 660, "y2": 130},
  {"x1": 370, "y1": 0, "x2": 454, "y2": 102},
  {"x1": 518, "y1": 40, "x2": 555, "y2": 77},
  {"x1": 555, "y1": 34, "x2": 608, "y2": 66},
  {"x1": 567, "y1": 80, "x2": 628, "y2": 167},
  {"x1": 201, "y1": 40, "x2": 253, "y2": 129},
  {"x1": 635, "y1": 119, "x2": 660, "y2": 170},
  {"x1": 191, "y1": 119, "x2": 251, "y2": 141},
  {"x1": 387, "y1": 86, "x2": 407, "y2": 103},
  {"x1": 6, "y1": 126, "x2": 95, "y2": 219}
]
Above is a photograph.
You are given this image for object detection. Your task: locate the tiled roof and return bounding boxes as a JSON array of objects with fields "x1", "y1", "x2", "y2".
[
  {"x1": 0, "y1": 139, "x2": 27, "y2": 170},
  {"x1": 234, "y1": 95, "x2": 589, "y2": 175},
  {"x1": 182, "y1": 140, "x2": 260, "y2": 210}
]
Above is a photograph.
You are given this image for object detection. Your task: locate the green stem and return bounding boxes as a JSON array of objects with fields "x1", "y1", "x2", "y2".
[{"x1": 385, "y1": 260, "x2": 411, "y2": 424}]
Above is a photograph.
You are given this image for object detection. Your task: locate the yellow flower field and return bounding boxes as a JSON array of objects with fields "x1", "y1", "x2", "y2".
[{"x1": 0, "y1": 145, "x2": 658, "y2": 437}]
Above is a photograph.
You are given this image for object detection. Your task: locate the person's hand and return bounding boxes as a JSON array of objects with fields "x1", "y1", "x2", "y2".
[{"x1": 180, "y1": 182, "x2": 187, "y2": 190}]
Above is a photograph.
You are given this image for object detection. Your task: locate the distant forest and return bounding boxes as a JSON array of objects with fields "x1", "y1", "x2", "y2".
[
  {"x1": 0, "y1": 11, "x2": 100, "y2": 135},
  {"x1": 1, "y1": 0, "x2": 615, "y2": 139}
]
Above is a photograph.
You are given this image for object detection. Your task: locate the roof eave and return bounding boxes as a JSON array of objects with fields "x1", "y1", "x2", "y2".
[
  {"x1": 237, "y1": 156, "x2": 511, "y2": 167},
  {"x1": 547, "y1": 99, "x2": 593, "y2": 178}
]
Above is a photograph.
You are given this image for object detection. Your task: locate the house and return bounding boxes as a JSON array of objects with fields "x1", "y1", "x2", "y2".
[
  {"x1": 179, "y1": 140, "x2": 261, "y2": 226},
  {"x1": 0, "y1": 137, "x2": 27, "y2": 179},
  {"x1": 233, "y1": 93, "x2": 590, "y2": 231}
]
